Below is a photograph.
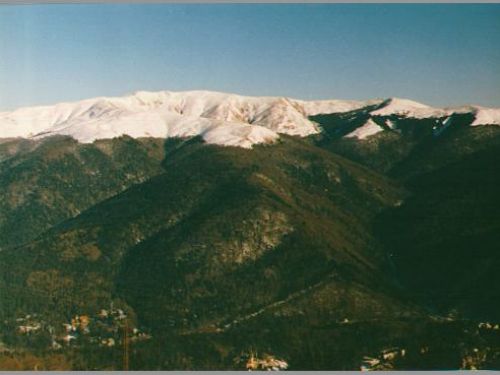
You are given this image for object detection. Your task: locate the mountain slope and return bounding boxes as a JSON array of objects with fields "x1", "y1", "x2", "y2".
[
  {"x1": 376, "y1": 139, "x2": 500, "y2": 320},
  {"x1": 312, "y1": 103, "x2": 499, "y2": 175},
  {"x1": 0, "y1": 136, "x2": 411, "y2": 330},
  {"x1": 312, "y1": 103, "x2": 500, "y2": 321},
  {"x1": 0, "y1": 136, "x2": 165, "y2": 250}
]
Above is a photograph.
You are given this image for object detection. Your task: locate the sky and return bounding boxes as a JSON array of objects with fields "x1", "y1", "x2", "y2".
[{"x1": 0, "y1": 4, "x2": 500, "y2": 111}]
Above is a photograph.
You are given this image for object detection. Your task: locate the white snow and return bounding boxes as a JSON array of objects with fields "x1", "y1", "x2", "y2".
[
  {"x1": 299, "y1": 98, "x2": 383, "y2": 116},
  {"x1": 344, "y1": 118, "x2": 384, "y2": 140},
  {"x1": 1, "y1": 91, "x2": 499, "y2": 148},
  {"x1": 385, "y1": 119, "x2": 397, "y2": 129},
  {"x1": 201, "y1": 122, "x2": 279, "y2": 149},
  {"x1": 370, "y1": 98, "x2": 447, "y2": 118},
  {"x1": 0, "y1": 90, "x2": 377, "y2": 148},
  {"x1": 0, "y1": 90, "x2": 324, "y2": 148},
  {"x1": 470, "y1": 107, "x2": 500, "y2": 126}
]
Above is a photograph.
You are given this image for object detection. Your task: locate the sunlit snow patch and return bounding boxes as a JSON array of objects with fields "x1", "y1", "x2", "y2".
[{"x1": 344, "y1": 118, "x2": 384, "y2": 140}]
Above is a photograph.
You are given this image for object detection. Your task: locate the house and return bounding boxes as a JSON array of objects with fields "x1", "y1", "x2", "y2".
[
  {"x1": 381, "y1": 347, "x2": 404, "y2": 361},
  {"x1": 62, "y1": 323, "x2": 74, "y2": 333},
  {"x1": 361, "y1": 356, "x2": 382, "y2": 371},
  {"x1": 51, "y1": 340, "x2": 62, "y2": 350},
  {"x1": 62, "y1": 334, "x2": 77, "y2": 344},
  {"x1": 116, "y1": 309, "x2": 127, "y2": 320},
  {"x1": 362, "y1": 356, "x2": 380, "y2": 367},
  {"x1": 17, "y1": 323, "x2": 41, "y2": 334},
  {"x1": 79, "y1": 315, "x2": 91, "y2": 333},
  {"x1": 260, "y1": 356, "x2": 288, "y2": 371},
  {"x1": 245, "y1": 352, "x2": 288, "y2": 371},
  {"x1": 100, "y1": 337, "x2": 115, "y2": 347}
]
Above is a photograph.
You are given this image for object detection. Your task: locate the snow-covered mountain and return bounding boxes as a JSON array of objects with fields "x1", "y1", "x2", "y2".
[
  {"x1": 1, "y1": 90, "x2": 499, "y2": 148},
  {"x1": 371, "y1": 98, "x2": 500, "y2": 124}
]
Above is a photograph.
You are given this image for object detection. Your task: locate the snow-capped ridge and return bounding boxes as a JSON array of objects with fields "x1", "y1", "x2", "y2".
[
  {"x1": 370, "y1": 97, "x2": 444, "y2": 118},
  {"x1": 0, "y1": 90, "x2": 377, "y2": 148},
  {"x1": 1, "y1": 90, "x2": 500, "y2": 148},
  {"x1": 469, "y1": 107, "x2": 500, "y2": 126},
  {"x1": 368, "y1": 98, "x2": 500, "y2": 128}
]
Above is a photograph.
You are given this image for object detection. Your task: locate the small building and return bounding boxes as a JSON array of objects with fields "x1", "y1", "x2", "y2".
[
  {"x1": 17, "y1": 323, "x2": 41, "y2": 334},
  {"x1": 246, "y1": 352, "x2": 288, "y2": 371},
  {"x1": 62, "y1": 334, "x2": 77, "y2": 344}
]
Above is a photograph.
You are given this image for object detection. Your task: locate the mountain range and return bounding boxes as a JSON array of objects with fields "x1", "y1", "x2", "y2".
[
  {"x1": 0, "y1": 90, "x2": 499, "y2": 370},
  {"x1": 2, "y1": 90, "x2": 499, "y2": 147}
]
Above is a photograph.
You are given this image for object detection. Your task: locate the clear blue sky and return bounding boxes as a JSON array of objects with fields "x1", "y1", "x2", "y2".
[{"x1": 1, "y1": 4, "x2": 499, "y2": 110}]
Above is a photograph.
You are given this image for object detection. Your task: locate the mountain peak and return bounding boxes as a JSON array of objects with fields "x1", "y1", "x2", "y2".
[{"x1": 370, "y1": 97, "x2": 435, "y2": 117}]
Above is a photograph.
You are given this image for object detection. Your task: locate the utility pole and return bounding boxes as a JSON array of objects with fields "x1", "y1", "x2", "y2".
[{"x1": 123, "y1": 319, "x2": 129, "y2": 371}]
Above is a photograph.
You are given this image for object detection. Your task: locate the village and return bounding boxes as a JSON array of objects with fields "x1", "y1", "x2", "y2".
[
  {"x1": 2, "y1": 313, "x2": 500, "y2": 371},
  {"x1": 359, "y1": 320, "x2": 500, "y2": 371},
  {"x1": 2, "y1": 305, "x2": 151, "y2": 354}
]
